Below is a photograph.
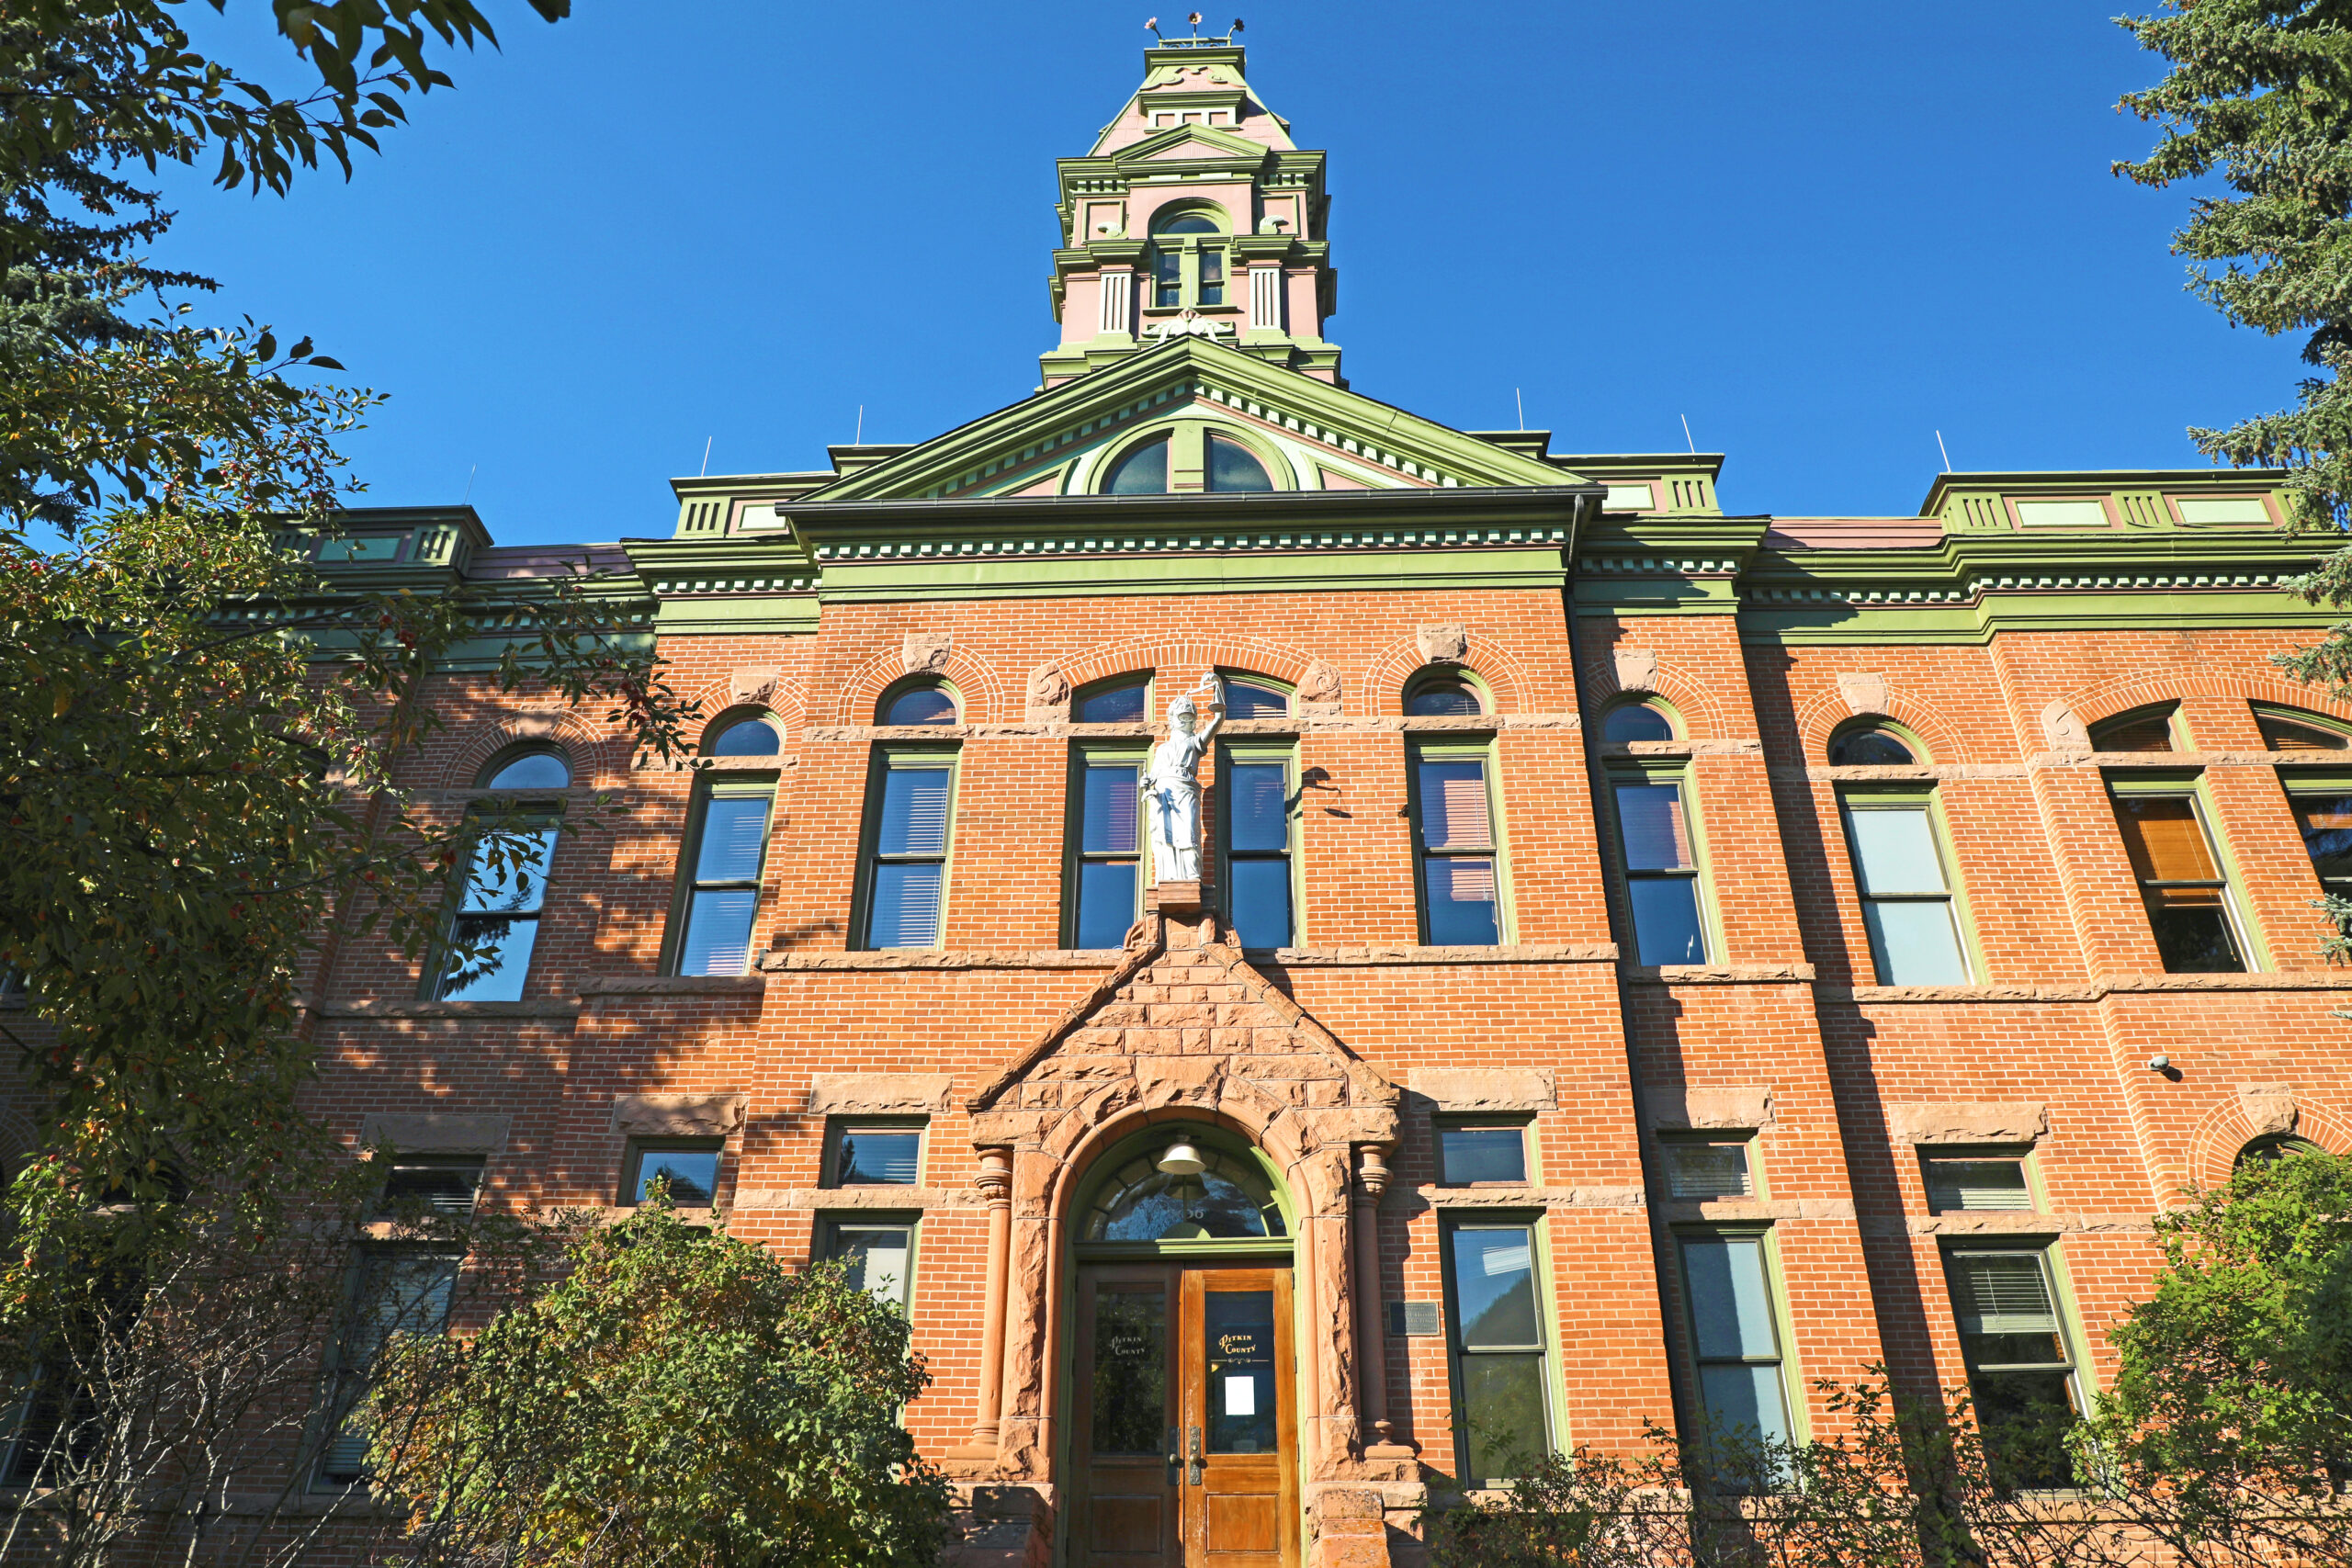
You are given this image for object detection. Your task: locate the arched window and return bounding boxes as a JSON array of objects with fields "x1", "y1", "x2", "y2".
[
  {"x1": 1103, "y1": 436, "x2": 1170, "y2": 496},
  {"x1": 1076, "y1": 675, "x2": 1150, "y2": 724},
  {"x1": 1220, "y1": 674, "x2": 1290, "y2": 718},
  {"x1": 1081, "y1": 1143, "x2": 1287, "y2": 1242},
  {"x1": 879, "y1": 682, "x2": 958, "y2": 726},
  {"x1": 1830, "y1": 725, "x2": 1917, "y2": 766},
  {"x1": 2091, "y1": 705, "x2": 2178, "y2": 753},
  {"x1": 1405, "y1": 673, "x2": 1484, "y2": 716},
  {"x1": 481, "y1": 749, "x2": 570, "y2": 791},
  {"x1": 2256, "y1": 707, "x2": 2352, "y2": 752},
  {"x1": 2235, "y1": 1134, "x2": 2321, "y2": 1168},
  {"x1": 1147, "y1": 206, "x2": 1229, "y2": 310},
  {"x1": 1601, "y1": 703, "x2": 1675, "y2": 743},
  {"x1": 1206, "y1": 433, "x2": 1272, "y2": 492},
  {"x1": 709, "y1": 716, "x2": 781, "y2": 756}
]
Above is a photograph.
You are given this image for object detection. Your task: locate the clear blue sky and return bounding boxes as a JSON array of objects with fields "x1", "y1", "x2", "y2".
[{"x1": 153, "y1": 1, "x2": 2300, "y2": 545}]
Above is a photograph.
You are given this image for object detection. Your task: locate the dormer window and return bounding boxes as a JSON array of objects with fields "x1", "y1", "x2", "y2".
[
  {"x1": 1148, "y1": 208, "x2": 1230, "y2": 311},
  {"x1": 1105, "y1": 436, "x2": 1170, "y2": 495}
]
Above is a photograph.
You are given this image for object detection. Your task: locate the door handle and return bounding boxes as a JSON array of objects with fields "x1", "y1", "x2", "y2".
[
  {"x1": 1166, "y1": 1426, "x2": 1180, "y2": 1469},
  {"x1": 1187, "y1": 1425, "x2": 1203, "y2": 1486}
]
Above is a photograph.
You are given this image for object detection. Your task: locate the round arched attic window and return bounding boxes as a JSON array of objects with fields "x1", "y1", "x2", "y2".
[
  {"x1": 1075, "y1": 675, "x2": 1150, "y2": 724},
  {"x1": 1206, "y1": 432, "x2": 1272, "y2": 492},
  {"x1": 709, "y1": 716, "x2": 782, "y2": 756},
  {"x1": 1219, "y1": 674, "x2": 1290, "y2": 718},
  {"x1": 1104, "y1": 436, "x2": 1170, "y2": 496},
  {"x1": 1404, "y1": 673, "x2": 1484, "y2": 717},
  {"x1": 1830, "y1": 726, "x2": 1917, "y2": 766},
  {"x1": 481, "y1": 749, "x2": 570, "y2": 791},
  {"x1": 1601, "y1": 703, "x2": 1675, "y2": 743},
  {"x1": 880, "y1": 682, "x2": 958, "y2": 726}
]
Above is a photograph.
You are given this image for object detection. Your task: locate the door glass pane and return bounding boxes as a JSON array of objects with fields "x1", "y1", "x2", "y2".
[
  {"x1": 679, "y1": 889, "x2": 759, "y2": 976},
  {"x1": 1203, "y1": 1290, "x2": 1276, "y2": 1453},
  {"x1": 1460, "y1": 1351, "x2": 1547, "y2": 1480},
  {"x1": 1450, "y1": 1226, "x2": 1539, "y2": 1348},
  {"x1": 1862, "y1": 900, "x2": 1969, "y2": 985},
  {"x1": 1628, "y1": 877, "x2": 1706, "y2": 964},
  {"x1": 1227, "y1": 858, "x2": 1291, "y2": 950},
  {"x1": 1091, "y1": 1286, "x2": 1168, "y2": 1455},
  {"x1": 1614, "y1": 783, "x2": 1692, "y2": 870},
  {"x1": 1846, "y1": 807, "x2": 1948, "y2": 895},
  {"x1": 1681, "y1": 1237, "x2": 1777, "y2": 1359},
  {"x1": 870, "y1": 863, "x2": 944, "y2": 948},
  {"x1": 695, "y1": 797, "x2": 771, "y2": 883},
  {"x1": 1439, "y1": 1127, "x2": 1525, "y2": 1185},
  {"x1": 879, "y1": 769, "x2": 951, "y2": 855},
  {"x1": 834, "y1": 1226, "x2": 911, "y2": 1308},
  {"x1": 1424, "y1": 858, "x2": 1499, "y2": 945},
  {"x1": 1227, "y1": 763, "x2": 1288, "y2": 852},
  {"x1": 1083, "y1": 764, "x2": 1141, "y2": 853},
  {"x1": 1076, "y1": 861, "x2": 1139, "y2": 948},
  {"x1": 1698, "y1": 1361, "x2": 1791, "y2": 1448},
  {"x1": 1419, "y1": 761, "x2": 1493, "y2": 849}
]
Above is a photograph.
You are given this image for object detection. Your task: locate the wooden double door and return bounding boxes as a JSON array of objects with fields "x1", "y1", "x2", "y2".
[{"x1": 1073, "y1": 1264, "x2": 1298, "y2": 1568}]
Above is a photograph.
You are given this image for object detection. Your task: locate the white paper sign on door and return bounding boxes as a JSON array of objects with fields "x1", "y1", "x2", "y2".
[{"x1": 1225, "y1": 1374, "x2": 1256, "y2": 1416}]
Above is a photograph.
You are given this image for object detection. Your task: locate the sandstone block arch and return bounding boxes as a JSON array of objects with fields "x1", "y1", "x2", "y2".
[
  {"x1": 440, "y1": 709, "x2": 621, "y2": 789},
  {"x1": 1047, "y1": 633, "x2": 1331, "y2": 712},
  {"x1": 1369, "y1": 626, "x2": 1537, "y2": 716},
  {"x1": 831, "y1": 637, "x2": 1008, "y2": 726},
  {"x1": 1792, "y1": 673, "x2": 1971, "y2": 765},
  {"x1": 1575, "y1": 649, "x2": 1724, "y2": 738},
  {"x1": 2051, "y1": 671, "x2": 2352, "y2": 750}
]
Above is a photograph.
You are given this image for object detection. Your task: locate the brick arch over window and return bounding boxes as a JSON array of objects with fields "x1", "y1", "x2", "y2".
[
  {"x1": 2185, "y1": 1089, "x2": 2350, "y2": 1192},
  {"x1": 441, "y1": 710, "x2": 614, "y2": 790},
  {"x1": 831, "y1": 642, "x2": 1007, "y2": 726},
  {"x1": 1051, "y1": 634, "x2": 1329, "y2": 709},
  {"x1": 1792, "y1": 680, "x2": 1971, "y2": 766},
  {"x1": 0, "y1": 1106, "x2": 38, "y2": 1176},
  {"x1": 2059, "y1": 672, "x2": 2352, "y2": 739},
  {"x1": 1574, "y1": 653, "x2": 1723, "y2": 739},
  {"x1": 1368, "y1": 634, "x2": 1536, "y2": 717},
  {"x1": 675, "y1": 668, "x2": 801, "y2": 743}
]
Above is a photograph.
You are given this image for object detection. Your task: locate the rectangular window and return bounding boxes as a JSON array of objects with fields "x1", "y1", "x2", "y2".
[
  {"x1": 1942, "y1": 1247, "x2": 2080, "y2": 1490},
  {"x1": 2286, "y1": 787, "x2": 2352, "y2": 901},
  {"x1": 1676, "y1": 1234, "x2": 1792, "y2": 1472},
  {"x1": 1611, "y1": 774, "x2": 1707, "y2": 964},
  {"x1": 821, "y1": 1218, "x2": 916, "y2": 1313},
  {"x1": 623, "y1": 1140, "x2": 723, "y2": 1206},
  {"x1": 1444, "y1": 1222, "x2": 1552, "y2": 1483},
  {"x1": 1662, "y1": 1138, "x2": 1753, "y2": 1200},
  {"x1": 825, "y1": 1121, "x2": 925, "y2": 1187},
  {"x1": 318, "y1": 1252, "x2": 458, "y2": 1484},
  {"x1": 1223, "y1": 750, "x2": 1295, "y2": 950},
  {"x1": 433, "y1": 816, "x2": 559, "y2": 1000},
  {"x1": 2108, "y1": 784, "x2": 2248, "y2": 973},
  {"x1": 673, "y1": 784, "x2": 774, "y2": 976},
  {"x1": 1152, "y1": 246, "x2": 1182, "y2": 308},
  {"x1": 1412, "y1": 748, "x2": 1503, "y2": 946},
  {"x1": 1840, "y1": 795, "x2": 1970, "y2": 985},
  {"x1": 376, "y1": 1156, "x2": 484, "y2": 1218},
  {"x1": 1922, "y1": 1153, "x2": 2033, "y2": 1213},
  {"x1": 1438, "y1": 1124, "x2": 1528, "y2": 1185},
  {"x1": 861, "y1": 753, "x2": 956, "y2": 950},
  {"x1": 1069, "y1": 751, "x2": 1143, "y2": 948},
  {"x1": 1198, "y1": 247, "x2": 1227, "y2": 306}
]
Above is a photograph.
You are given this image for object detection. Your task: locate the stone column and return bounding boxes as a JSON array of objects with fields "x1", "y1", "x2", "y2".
[
  {"x1": 1351, "y1": 1145, "x2": 1415, "y2": 1460},
  {"x1": 952, "y1": 1146, "x2": 1016, "y2": 1460}
]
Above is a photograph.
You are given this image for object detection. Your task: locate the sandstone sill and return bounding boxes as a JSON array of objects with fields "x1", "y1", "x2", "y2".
[
  {"x1": 1854, "y1": 1213, "x2": 2156, "y2": 1237},
  {"x1": 579, "y1": 975, "x2": 766, "y2": 997},
  {"x1": 1622, "y1": 962, "x2": 1815, "y2": 984},
  {"x1": 731, "y1": 1187, "x2": 980, "y2": 1211},
  {"x1": 319, "y1": 998, "x2": 580, "y2": 1019},
  {"x1": 757, "y1": 949, "x2": 1125, "y2": 971},
  {"x1": 1272, "y1": 942, "x2": 1616, "y2": 965},
  {"x1": 1832, "y1": 971, "x2": 2352, "y2": 1003}
]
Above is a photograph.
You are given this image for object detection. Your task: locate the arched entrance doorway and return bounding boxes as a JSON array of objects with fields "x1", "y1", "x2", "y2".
[{"x1": 1064, "y1": 1123, "x2": 1300, "y2": 1568}]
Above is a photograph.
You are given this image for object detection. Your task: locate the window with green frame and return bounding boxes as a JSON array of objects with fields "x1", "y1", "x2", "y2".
[
  {"x1": 1147, "y1": 208, "x2": 1228, "y2": 310},
  {"x1": 1606, "y1": 763, "x2": 1708, "y2": 965},
  {"x1": 1221, "y1": 741, "x2": 1296, "y2": 950},
  {"x1": 1674, "y1": 1230, "x2": 1793, "y2": 1483},
  {"x1": 1442, "y1": 1218, "x2": 1554, "y2": 1484},
  {"x1": 431, "y1": 809, "x2": 560, "y2": 999},
  {"x1": 2106, "y1": 772, "x2": 2252, "y2": 973},
  {"x1": 1940, "y1": 1244, "x2": 2082, "y2": 1491},
  {"x1": 1410, "y1": 739, "x2": 1506, "y2": 946},
  {"x1": 858, "y1": 747, "x2": 957, "y2": 950},
  {"x1": 1838, "y1": 787, "x2": 1971, "y2": 985},
  {"x1": 667, "y1": 778, "x2": 775, "y2": 976},
  {"x1": 2282, "y1": 773, "x2": 2352, "y2": 906},
  {"x1": 1067, "y1": 743, "x2": 1146, "y2": 948}
]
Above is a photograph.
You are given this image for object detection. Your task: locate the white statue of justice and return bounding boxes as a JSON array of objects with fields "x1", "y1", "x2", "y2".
[{"x1": 1143, "y1": 672, "x2": 1224, "y2": 883}]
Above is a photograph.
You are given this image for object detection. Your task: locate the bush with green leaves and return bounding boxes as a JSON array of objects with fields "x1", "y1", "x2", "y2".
[{"x1": 371, "y1": 1197, "x2": 953, "y2": 1568}]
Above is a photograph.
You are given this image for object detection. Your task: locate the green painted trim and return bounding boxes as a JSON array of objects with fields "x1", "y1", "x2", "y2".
[
  {"x1": 1835, "y1": 785, "x2": 1984, "y2": 986},
  {"x1": 848, "y1": 745, "x2": 962, "y2": 954},
  {"x1": 2103, "y1": 769, "x2": 2273, "y2": 972},
  {"x1": 1602, "y1": 761, "x2": 1722, "y2": 967},
  {"x1": 1063, "y1": 740, "x2": 1149, "y2": 947},
  {"x1": 1217, "y1": 738, "x2": 1301, "y2": 951},
  {"x1": 1408, "y1": 736, "x2": 1514, "y2": 946},
  {"x1": 660, "y1": 776, "x2": 777, "y2": 976}
]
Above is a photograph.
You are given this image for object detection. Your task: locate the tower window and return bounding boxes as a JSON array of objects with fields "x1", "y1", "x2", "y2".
[
  {"x1": 1104, "y1": 437, "x2": 1169, "y2": 496},
  {"x1": 1206, "y1": 433, "x2": 1272, "y2": 491},
  {"x1": 1146, "y1": 209, "x2": 1232, "y2": 312}
]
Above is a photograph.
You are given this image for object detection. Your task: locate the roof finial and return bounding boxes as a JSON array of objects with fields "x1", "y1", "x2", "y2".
[{"x1": 1144, "y1": 11, "x2": 1243, "y2": 45}]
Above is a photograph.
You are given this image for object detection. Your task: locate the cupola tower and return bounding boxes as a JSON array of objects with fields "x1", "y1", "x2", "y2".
[{"x1": 1041, "y1": 28, "x2": 1341, "y2": 388}]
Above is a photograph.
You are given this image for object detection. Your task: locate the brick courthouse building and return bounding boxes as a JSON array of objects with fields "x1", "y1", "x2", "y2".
[{"x1": 296, "y1": 33, "x2": 2352, "y2": 1568}]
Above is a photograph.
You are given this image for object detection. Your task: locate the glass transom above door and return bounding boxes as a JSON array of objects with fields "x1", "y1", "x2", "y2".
[{"x1": 1084, "y1": 1148, "x2": 1287, "y2": 1241}]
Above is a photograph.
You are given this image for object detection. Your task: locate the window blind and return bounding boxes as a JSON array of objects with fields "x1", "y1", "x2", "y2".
[
  {"x1": 1667, "y1": 1144, "x2": 1752, "y2": 1199},
  {"x1": 1419, "y1": 761, "x2": 1493, "y2": 850},
  {"x1": 1614, "y1": 783, "x2": 1692, "y2": 871},
  {"x1": 880, "y1": 769, "x2": 951, "y2": 856},
  {"x1": 1947, "y1": 1253, "x2": 2058, "y2": 1336},
  {"x1": 1082, "y1": 764, "x2": 1139, "y2": 854},
  {"x1": 695, "y1": 797, "x2": 771, "y2": 883},
  {"x1": 1430, "y1": 858, "x2": 1497, "y2": 903},
  {"x1": 871, "y1": 863, "x2": 944, "y2": 948},
  {"x1": 2112, "y1": 796, "x2": 2218, "y2": 883},
  {"x1": 1924, "y1": 1159, "x2": 2031, "y2": 1212}
]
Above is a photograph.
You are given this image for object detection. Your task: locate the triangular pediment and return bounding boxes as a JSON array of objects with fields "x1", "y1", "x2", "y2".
[
  {"x1": 801, "y1": 338, "x2": 1589, "y2": 504},
  {"x1": 1117, "y1": 123, "x2": 1266, "y2": 164}
]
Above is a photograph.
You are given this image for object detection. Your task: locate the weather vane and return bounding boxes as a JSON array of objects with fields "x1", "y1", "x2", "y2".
[{"x1": 1145, "y1": 14, "x2": 1244, "y2": 42}]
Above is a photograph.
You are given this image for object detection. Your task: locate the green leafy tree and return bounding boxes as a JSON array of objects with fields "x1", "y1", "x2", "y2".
[
  {"x1": 2081, "y1": 1147, "x2": 2352, "y2": 1567},
  {"x1": 371, "y1": 1197, "x2": 954, "y2": 1568}
]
